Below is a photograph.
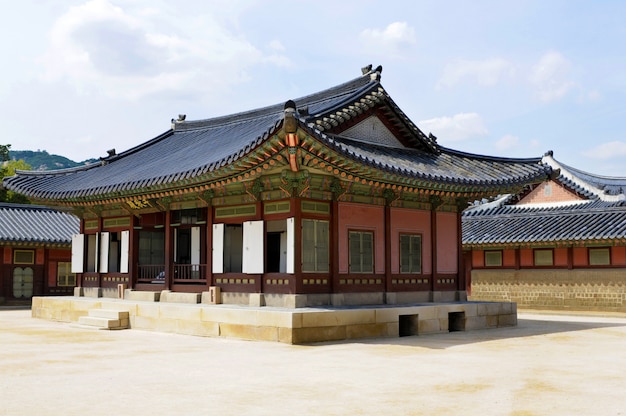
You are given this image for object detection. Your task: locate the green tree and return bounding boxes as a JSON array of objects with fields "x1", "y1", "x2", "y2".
[{"x1": 1, "y1": 144, "x2": 31, "y2": 204}]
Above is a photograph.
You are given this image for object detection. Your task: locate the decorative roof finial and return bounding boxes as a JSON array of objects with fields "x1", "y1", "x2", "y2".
[{"x1": 283, "y1": 100, "x2": 298, "y2": 133}]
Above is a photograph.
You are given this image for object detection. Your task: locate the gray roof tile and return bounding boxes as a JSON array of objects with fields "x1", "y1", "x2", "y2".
[
  {"x1": 0, "y1": 203, "x2": 79, "y2": 245},
  {"x1": 4, "y1": 70, "x2": 551, "y2": 200}
]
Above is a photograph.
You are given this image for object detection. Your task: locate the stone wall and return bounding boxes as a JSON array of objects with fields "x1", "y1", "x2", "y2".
[{"x1": 469, "y1": 269, "x2": 626, "y2": 312}]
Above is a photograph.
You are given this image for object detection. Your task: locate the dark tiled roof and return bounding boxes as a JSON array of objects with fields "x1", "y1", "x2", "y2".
[
  {"x1": 463, "y1": 201, "x2": 626, "y2": 246},
  {"x1": 542, "y1": 153, "x2": 626, "y2": 200},
  {"x1": 0, "y1": 203, "x2": 79, "y2": 245},
  {"x1": 323, "y1": 136, "x2": 547, "y2": 187},
  {"x1": 4, "y1": 69, "x2": 551, "y2": 201}
]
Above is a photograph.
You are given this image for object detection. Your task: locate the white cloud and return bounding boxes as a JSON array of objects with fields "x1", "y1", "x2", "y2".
[
  {"x1": 529, "y1": 51, "x2": 574, "y2": 102},
  {"x1": 419, "y1": 113, "x2": 488, "y2": 142},
  {"x1": 584, "y1": 141, "x2": 626, "y2": 160},
  {"x1": 360, "y1": 22, "x2": 416, "y2": 54},
  {"x1": 437, "y1": 58, "x2": 515, "y2": 89},
  {"x1": 39, "y1": 0, "x2": 290, "y2": 100},
  {"x1": 495, "y1": 134, "x2": 519, "y2": 151}
]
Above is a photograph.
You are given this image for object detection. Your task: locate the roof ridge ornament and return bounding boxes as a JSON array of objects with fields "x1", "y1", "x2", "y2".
[
  {"x1": 171, "y1": 114, "x2": 186, "y2": 130},
  {"x1": 360, "y1": 64, "x2": 382, "y2": 81},
  {"x1": 283, "y1": 100, "x2": 300, "y2": 172}
]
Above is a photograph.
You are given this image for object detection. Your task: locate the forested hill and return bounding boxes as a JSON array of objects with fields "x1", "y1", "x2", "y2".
[{"x1": 9, "y1": 150, "x2": 98, "y2": 171}]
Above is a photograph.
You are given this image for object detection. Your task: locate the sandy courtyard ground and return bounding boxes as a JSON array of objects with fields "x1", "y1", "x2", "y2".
[{"x1": 1, "y1": 307, "x2": 625, "y2": 416}]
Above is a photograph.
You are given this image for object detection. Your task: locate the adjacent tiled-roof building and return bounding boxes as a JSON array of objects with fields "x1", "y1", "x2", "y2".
[
  {"x1": 4, "y1": 66, "x2": 551, "y2": 306},
  {"x1": 463, "y1": 151, "x2": 626, "y2": 312},
  {"x1": 0, "y1": 203, "x2": 79, "y2": 303}
]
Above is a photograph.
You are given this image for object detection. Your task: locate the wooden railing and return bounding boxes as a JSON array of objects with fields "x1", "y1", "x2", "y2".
[
  {"x1": 137, "y1": 264, "x2": 165, "y2": 283},
  {"x1": 173, "y1": 264, "x2": 207, "y2": 282}
]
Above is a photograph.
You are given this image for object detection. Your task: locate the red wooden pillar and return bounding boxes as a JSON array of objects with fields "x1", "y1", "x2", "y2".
[
  {"x1": 206, "y1": 206, "x2": 213, "y2": 288},
  {"x1": 293, "y1": 198, "x2": 303, "y2": 293},
  {"x1": 330, "y1": 199, "x2": 339, "y2": 294},
  {"x1": 164, "y1": 210, "x2": 172, "y2": 290},
  {"x1": 129, "y1": 215, "x2": 138, "y2": 289},
  {"x1": 456, "y1": 211, "x2": 464, "y2": 292},
  {"x1": 430, "y1": 208, "x2": 437, "y2": 294},
  {"x1": 384, "y1": 205, "x2": 392, "y2": 293}
]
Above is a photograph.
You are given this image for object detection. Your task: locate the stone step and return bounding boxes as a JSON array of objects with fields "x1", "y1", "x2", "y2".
[
  {"x1": 88, "y1": 309, "x2": 129, "y2": 320},
  {"x1": 78, "y1": 315, "x2": 129, "y2": 330}
]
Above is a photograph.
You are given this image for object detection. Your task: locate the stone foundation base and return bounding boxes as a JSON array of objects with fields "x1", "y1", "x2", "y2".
[{"x1": 31, "y1": 296, "x2": 516, "y2": 344}]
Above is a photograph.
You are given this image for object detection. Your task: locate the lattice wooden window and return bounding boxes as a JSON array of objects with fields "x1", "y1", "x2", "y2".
[
  {"x1": 302, "y1": 219, "x2": 329, "y2": 273},
  {"x1": 400, "y1": 234, "x2": 422, "y2": 274},
  {"x1": 13, "y1": 250, "x2": 34, "y2": 265},
  {"x1": 57, "y1": 262, "x2": 76, "y2": 287},
  {"x1": 534, "y1": 249, "x2": 553, "y2": 266},
  {"x1": 485, "y1": 251, "x2": 503, "y2": 267},
  {"x1": 589, "y1": 248, "x2": 610, "y2": 266},
  {"x1": 349, "y1": 231, "x2": 374, "y2": 273}
]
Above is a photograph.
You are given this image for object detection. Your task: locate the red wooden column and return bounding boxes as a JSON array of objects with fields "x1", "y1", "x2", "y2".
[
  {"x1": 205, "y1": 205, "x2": 213, "y2": 288},
  {"x1": 96, "y1": 215, "x2": 103, "y2": 289},
  {"x1": 429, "y1": 197, "x2": 440, "y2": 295},
  {"x1": 164, "y1": 210, "x2": 173, "y2": 290},
  {"x1": 330, "y1": 199, "x2": 339, "y2": 294},
  {"x1": 384, "y1": 204, "x2": 392, "y2": 294},
  {"x1": 456, "y1": 210, "x2": 464, "y2": 293},
  {"x1": 129, "y1": 215, "x2": 138, "y2": 289}
]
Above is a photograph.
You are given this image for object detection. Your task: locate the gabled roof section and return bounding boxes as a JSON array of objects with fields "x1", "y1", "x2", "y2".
[
  {"x1": 463, "y1": 152, "x2": 626, "y2": 246},
  {"x1": 542, "y1": 151, "x2": 626, "y2": 201},
  {"x1": 0, "y1": 203, "x2": 79, "y2": 245}
]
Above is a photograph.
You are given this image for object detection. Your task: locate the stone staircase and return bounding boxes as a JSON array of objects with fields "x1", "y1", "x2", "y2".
[{"x1": 76, "y1": 309, "x2": 130, "y2": 330}]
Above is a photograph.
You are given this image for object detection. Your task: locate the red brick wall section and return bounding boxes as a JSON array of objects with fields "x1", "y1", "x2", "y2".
[
  {"x1": 518, "y1": 180, "x2": 584, "y2": 205},
  {"x1": 472, "y1": 250, "x2": 484, "y2": 268},
  {"x1": 573, "y1": 247, "x2": 588, "y2": 266},
  {"x1": 554, "y1": 248, "x2": 569, "y2": 266},
  {"x1": 503, "y1": 249, "x2": 516, "y2": 267}
]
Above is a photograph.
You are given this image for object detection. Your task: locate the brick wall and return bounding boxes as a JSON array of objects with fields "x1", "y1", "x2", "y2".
[
  {"x1": 517, "y1": 180, "x2": 583, "y2": 205},
  {"x1": 469, "y1": 269, "x2": 626, "y2": 312}
]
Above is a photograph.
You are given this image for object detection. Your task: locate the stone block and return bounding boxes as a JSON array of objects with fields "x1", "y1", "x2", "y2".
[
  {"x1": 159, "y1": 303, "x2": 202, "y2": 321},
  {"x1": 375, "y1": 306, "x2": 419, "y2": 323},
  {"x1": 136, "y1": 303, "x2": 160, "y2": 319},
  {"x1": 221, "y1": 292, "x2": 250, "y2": 305},
  {"x1": 418, "y1": 319, "x2": 441, "y2": 334},
  {"x1": 301, "y1": 309, "x2": 375, "y2": 328},
  {"x1": 255, "y1": 310, "x2": 295, "y2": 328},
  {"x1": 125, "y1": 290, "x2": 160, "y2": 302},
  {"x1": 290, "y1": 326, "x2": 347, "y2": 344},
  {"x1": 89, "y1": 309, "x2": 129, "y2": 320},
  {"x1": 346, "y1": 323, "x2": 389, "y2": 340},
  {"x1": 160, "y1": 291, "x2": 201, "y2": 304},
  {"x1": 278, "y1": 327, "x2": 293, "y2": 344},
  {"x1": 485, "y1": 315, "x2": 499, "y2": 328},
  {"x1": 465, "y1": 316, "x2": 487, "y2": 331},
  {"x1": 249, "y1": 293, "x2": 265, "y2": 307},
  {"x1": 73, "y1": 287, "x2": 84, "y2": 297},
  {"x1": 132, "y1": 315, "x2": 160, "y2": 331},
  {"x1": 301, "y1": 294, "x2": 330, "y2": 307},
  {"x1": 219, "y1": 323, "x2": 279, "y2": 342},
  {"x1": 201, "y1": 307, "x2": 258, "y2": 326},
  {"x1": 498, "y1": 314, "x2": 517, "y2": 327},
  {"x1": 386, "y1": 322, "x2": 400, "y2": 337},
  {"x1": 330, "y1": 293, "x2": 345, "y2": 306},
  {"x1": 176, "y1": 320, "x2": 220, "y2": 337},
  {"x1": 200, "y1": 287, "x2": 221, "y2": 305}
]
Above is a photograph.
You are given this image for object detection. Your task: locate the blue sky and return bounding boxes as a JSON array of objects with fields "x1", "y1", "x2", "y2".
[{"x1": 2, "y1": 0, "x2": 625, "y2": 175}]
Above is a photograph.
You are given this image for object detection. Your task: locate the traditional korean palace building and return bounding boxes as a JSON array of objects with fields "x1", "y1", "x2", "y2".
[
  {"x1": 4, "y1": 66, "x2": 551, "y2": 308},
  {"x1": 0, "y1": 203, "x2": 79, "y2": 304},
  {"x1": 463, "y1": 151, "x2": 626, "y2": 311}
]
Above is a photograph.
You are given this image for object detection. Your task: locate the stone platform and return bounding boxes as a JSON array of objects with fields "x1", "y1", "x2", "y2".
[{"x1": 31, "y1": 296, "x2": 517, "y2": 344}]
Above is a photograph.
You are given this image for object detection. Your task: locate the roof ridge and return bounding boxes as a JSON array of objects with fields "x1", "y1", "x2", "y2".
[{"x1": 175, "y1": 74, "x2": 375, "y2": 132}]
